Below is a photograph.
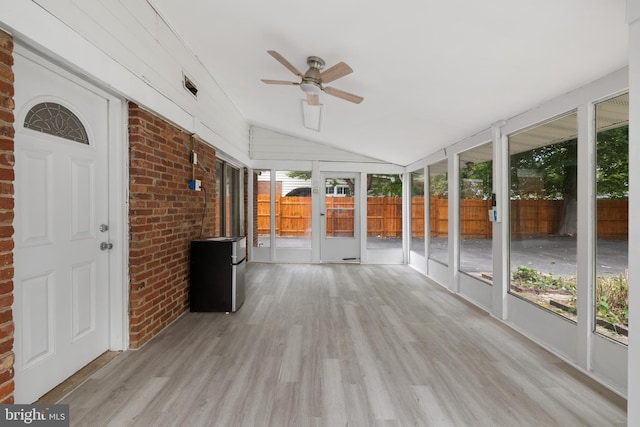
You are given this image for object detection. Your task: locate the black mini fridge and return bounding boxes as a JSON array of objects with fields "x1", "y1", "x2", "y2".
[{"x1": 190, "y1": 236, "x2": 246, "y2": 312}]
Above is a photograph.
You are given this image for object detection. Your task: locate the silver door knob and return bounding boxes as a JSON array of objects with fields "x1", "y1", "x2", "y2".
[
  {"x1": 99, "y1": 224, "x2": 109, "y2": 232},
  {"x1": 100, "y1": 242, "x2": 113, "y2": 251}
]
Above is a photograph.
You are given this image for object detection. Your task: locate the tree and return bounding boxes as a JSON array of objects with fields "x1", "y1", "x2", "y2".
[
  {"x1": 287, "y1": 171, "x2": 311, "y2": 180},
  {"x1": 429, "y1": 173, "x2": 448, "y2": 198},
  {"x1": 510, "y1": 139, "x2": 577, "y2": 235},
  {"x1": 288, "y1": 172, "x2": 403, "y2": 197},
  {"x1": 596, "y1": 126, "x2": 628, "y2": 199},
  {"x1": 460, "y1": 160, "x2": 492, "y2": 199},
  {"x1": 367, "y1": 174, "x2": 402, "y2": 197}
]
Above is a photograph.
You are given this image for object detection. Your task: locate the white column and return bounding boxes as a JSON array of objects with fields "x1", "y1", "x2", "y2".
[
  {"x1": 491, "y1": 122, "x2": 508, "y2": 320},
  {"x1": 627, "y1": 0, "x2": 640, "y2": 423},
  {"x1": 449, "y1": 152, "x2": 460, "y2": 292},
  {"x1": 575, "y1": 103, "x2": 595, "y2": 371}
]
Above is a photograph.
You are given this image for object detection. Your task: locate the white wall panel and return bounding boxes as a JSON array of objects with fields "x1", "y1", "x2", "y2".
[
  {"x1": 2, "y1": 0, "x2": 250, "y2": 164},
  {"x1": 251, "y1": 127, "x2": 388, "y2": 163},
  {"x1": 591, "y1": 334, "x2": 627, "y2": 395},
  {"x1": 507, "y1": 295, "x2": 578, "y2": 362},
  {"x1": 427, "y1": 259, "x2": 448, "y2": 288},
  {"x1": 458, "y1": 274, "x2": 492, "y2": 311}
]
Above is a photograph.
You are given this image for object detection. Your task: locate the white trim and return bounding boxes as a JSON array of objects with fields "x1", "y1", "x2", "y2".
[
  {"x1": 14, "y1": 44, "x2": 129, "y2": 352},
  {"x1": 626, "y1": 2, "x2": 639, "y2": 415},
  {"x1": 109, "y1": 97, "x2": 129, "y2": 351}
]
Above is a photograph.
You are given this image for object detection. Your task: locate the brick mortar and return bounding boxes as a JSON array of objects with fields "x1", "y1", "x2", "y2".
[
  {"x1": 128, "y1": 103, "x2": 217, "y2": 348},
  {"x1": 0, "y1": 29, "x2": 14, "y2": 404}
]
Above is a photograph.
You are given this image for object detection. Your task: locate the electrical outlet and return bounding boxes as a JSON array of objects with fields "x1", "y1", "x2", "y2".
[{"x1": 189, "y1": 179, "x2": 202, "y2": 191}]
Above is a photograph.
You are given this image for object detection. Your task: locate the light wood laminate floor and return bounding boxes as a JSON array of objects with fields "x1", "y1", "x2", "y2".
[{"x1": 63, "y1": 263, "x2": 626, "y2": 426}]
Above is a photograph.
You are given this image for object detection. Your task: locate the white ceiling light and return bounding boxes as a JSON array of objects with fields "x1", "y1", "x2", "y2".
[
  {"x1": 300, "y1": 82, "x2": 321, "y2": 94},
  {"x1": 301, "y1": 99, "x2": 324, "y2": 131}
]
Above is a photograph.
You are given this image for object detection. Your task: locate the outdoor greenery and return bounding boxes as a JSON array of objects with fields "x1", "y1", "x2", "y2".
[
  {"x1": 511, "y1": 265, "x2": 575, "y2": 292},
  {"x1": 367, "y1": 174, "x2": 402, "y2": 197},
  {"x1": 460, "y1": 160, "x2": 492, "y2": 199},
  {"x1": 510, "y1": 139, "x2": 577, "y2": 200},
  {"x1": 287, "y1": 171, "x2": 312, "y2": 180},
  {"x1": 596, "y1": 272, "x2": 629, "y2": 327},
  {"x1": 511, "y1": 265, "x2": 629, "y2": 329},
  {"x1": 287, "y1": 171, "x2": 403, "y2": 197},
  {"x1": 508, "y1": 126, "x2": 629, "y2": 200},
  {"x1": 429, "y1": 173, "x2": 448, "y2": 198},
  {"x1": 596, "y1": 126, "x2": 629, "y2": 198}
]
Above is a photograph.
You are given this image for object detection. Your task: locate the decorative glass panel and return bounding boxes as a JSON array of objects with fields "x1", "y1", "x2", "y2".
[{"x1": 24, "y1": 102, "x2": 89, "y2": 144}]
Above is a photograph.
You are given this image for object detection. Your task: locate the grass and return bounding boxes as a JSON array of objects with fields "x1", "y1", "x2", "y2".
[{"x1": 596, "y1": 271, "x2": 629, "y2": 327}]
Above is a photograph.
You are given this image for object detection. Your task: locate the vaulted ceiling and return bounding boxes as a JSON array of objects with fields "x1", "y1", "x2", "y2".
[{"x1": 148, "y1": 0, "x2": 628, "y2": 166}]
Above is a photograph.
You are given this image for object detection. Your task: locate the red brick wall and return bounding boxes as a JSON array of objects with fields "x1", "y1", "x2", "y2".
[
  {"x1": 128, "y1": 103, "x2": 216, "y2": 348},
  {"x1": 0, "y1": 29, "x2": 15, "y2": 404}
]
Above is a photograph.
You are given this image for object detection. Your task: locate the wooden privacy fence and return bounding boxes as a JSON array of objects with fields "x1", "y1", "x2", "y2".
[
  {"x1": 426, "y1": 198, "x2": 628, "y2": 239},
  {"x1": 257, "y1": 195, "x2": 628, "y2": 239},
  {"x1": 368, "y1": 197, "x2": 402, "y2": 238}
]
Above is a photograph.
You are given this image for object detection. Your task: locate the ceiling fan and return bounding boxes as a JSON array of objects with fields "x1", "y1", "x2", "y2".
[{"x1": 261, "y1": 50, "x2": 364, "y2": 105}]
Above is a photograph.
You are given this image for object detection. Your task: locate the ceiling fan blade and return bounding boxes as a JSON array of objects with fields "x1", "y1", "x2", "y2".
[
  {"x1": 267, "y1": 50, "x2": 304, "y2": 78},
  {"x1": 307, "y1": 93, "x2": 320, "y2": 106},
  {"x1": 319, "y1": 62, "x2": 353, "y2": 84},
  {"x1": 261, "y1": 79, "x2": 300, "y2": 85},
  {"x1": 323, "y1": 86, "x2": 364, "y2": 104}
]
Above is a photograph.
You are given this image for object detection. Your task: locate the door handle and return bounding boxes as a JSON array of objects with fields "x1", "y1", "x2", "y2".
[{"x1": 100, "y1": 242, "x2": 113, "y2": 251}]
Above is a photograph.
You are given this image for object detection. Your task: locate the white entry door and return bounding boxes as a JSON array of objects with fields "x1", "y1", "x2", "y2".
[
  {"x1": 13, "y1": 52, "x2": 111, "y2": 402},
  {"x1": 320, "y1": 173, "x2": 360, "y2": 262}
]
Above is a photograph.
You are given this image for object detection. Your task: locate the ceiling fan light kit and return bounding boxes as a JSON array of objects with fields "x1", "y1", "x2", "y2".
[
  {"x1": 262, "y1": 50, "x2": 364, "y2": 108},
  {"x1": 300, "y1": 82, "x2": 321, "y2": 94}
]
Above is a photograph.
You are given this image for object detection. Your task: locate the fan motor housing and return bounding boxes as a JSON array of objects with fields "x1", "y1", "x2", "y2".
[{"x1": 306, "y1": 56, "x2": 325, "y2": 70}]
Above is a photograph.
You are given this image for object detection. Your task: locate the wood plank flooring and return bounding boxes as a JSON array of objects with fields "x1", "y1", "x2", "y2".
[{"x1": 62, "y1": 263, "x2": 626, "y2": 426}]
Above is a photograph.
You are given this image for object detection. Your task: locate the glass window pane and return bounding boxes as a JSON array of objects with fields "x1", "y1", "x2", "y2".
[
  {"x1": 215, "y1": 160, "x2": 222, "y2": 236},
  {"x1": 225, "y1": 164, "x2": 240, "y2": 236},
  {"x1": 411, "y1": 170, "x2": 425, "y2": 256},
  {"x1": 325, "y1": 176, "x2": 354, "y2": 238},
  {"x1": 595, "y1": 93, "x2": 628, "y2": 344},
  {"x1": 459, "y1": 142, "x2": 493, "y2": 282},
  {"x1": 217, "y1": 161, "x2": 241, "y2": 237},
  {"x1": 254, "y1": 170, "x2": 270, "y2": 248},
  {"x1": 367, "y1": 174, "x2": 402, "y2": 249},
  {"x1": 277, "y1": 170, "x2": 312, "y2": 248},
  {"x1": 509, "y1": 112, "x2": 578, "y2": 321},
  {"x1": 429, "y1": 160, "x2": 448, "y2": 265}
]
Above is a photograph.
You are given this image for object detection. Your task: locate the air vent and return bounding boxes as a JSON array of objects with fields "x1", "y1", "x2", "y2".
[{"x1": 183, "y1": 74, "x2": 198, "y2": 97}]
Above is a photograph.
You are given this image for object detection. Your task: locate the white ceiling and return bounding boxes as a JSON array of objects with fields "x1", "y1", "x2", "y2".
[{"x1": 149, "y1": 0, "x2": 628, "y2": 166}]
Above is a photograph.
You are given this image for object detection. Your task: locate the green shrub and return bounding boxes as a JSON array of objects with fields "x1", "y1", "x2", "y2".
[
  {"x1": 511, "y1": 265, "x2": 574, "y2": 291},
  {"x1": 596, "y1": 271, "x2": 628, "y2": 326}
]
